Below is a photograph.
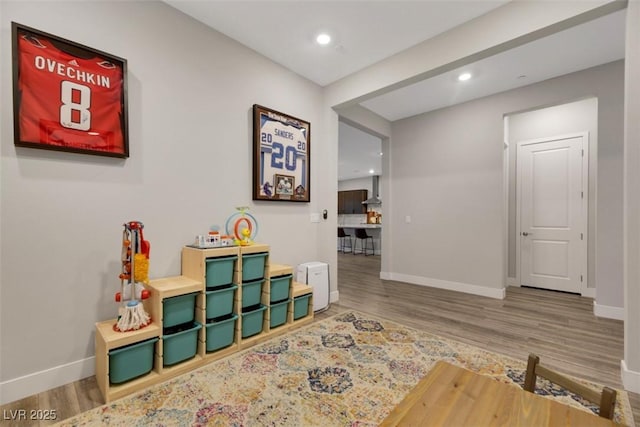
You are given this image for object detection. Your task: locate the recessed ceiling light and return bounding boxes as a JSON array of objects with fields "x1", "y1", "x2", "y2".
[
  {"x1": 316, "y1": 33, "x2": 331, "y2": 45},
  {"x1": 458, "y1": 72, "x2": 472, "y2": 81}
]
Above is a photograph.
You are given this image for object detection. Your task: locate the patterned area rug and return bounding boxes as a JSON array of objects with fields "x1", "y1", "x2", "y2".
[{"x1": 59, "y1": 311, "x2": 634, "y2": 426}]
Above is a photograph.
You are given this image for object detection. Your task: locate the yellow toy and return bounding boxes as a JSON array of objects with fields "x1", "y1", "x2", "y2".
[
  {"x1": 226, "y1": 206, "x2": 258, "y2": 246},
  {"x1": 236, "y1": 227, "x2": 252, "y2": 246}
]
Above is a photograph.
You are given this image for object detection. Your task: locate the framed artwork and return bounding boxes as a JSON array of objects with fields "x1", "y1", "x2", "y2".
[
  {"x1": 274, "y1": 174, "x2": 295, "y2": 196},
  {"x1": 12, "y1": 22, "x2": 129, "y2": 158},
  {"x1": 253, "y1": 104, "x2": 310, "y2": 202}
]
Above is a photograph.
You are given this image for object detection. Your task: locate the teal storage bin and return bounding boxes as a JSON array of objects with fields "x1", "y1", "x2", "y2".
[
  {"x1": 206, "y1": 284, "x2": 237, "y2": 319},
  {"x1": 206, "y1": 255, "x2": 237, "y2": 288},
  {"x1": 162, "y1": 322, "x2": 202, "y2": 366},
  {"x1": 242, "y1": 279, "x2": 264, "y2": 308},
  {"x1": 269, "y1": 299, "x2": 290, "y2": 328},
  {"x1": 242, "y1": 252, "x2": 268, "y2": 282},
  {"x1": 162, "y1": 292, "x2": 198, "y2": 328},
  {"x1": 294, "y1": 294, "x2": 312, "y2": 320},
  {"x1": 205, "y1": 314, "x2": 237, "y2": 352},
  {"x1": 109, "y1": 337, "x2": 158, "y2": 384},
  {"x1": 241, "y1": 305, "x2": 267, "y2": 338},
  {"x1": 270, "y1": 274, "x2": 292, "y2": 303}
]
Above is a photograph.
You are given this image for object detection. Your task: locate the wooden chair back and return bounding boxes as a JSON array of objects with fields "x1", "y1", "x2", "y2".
[{"x1": 524, "y1": 353, "x2": 617, "y2": 420}]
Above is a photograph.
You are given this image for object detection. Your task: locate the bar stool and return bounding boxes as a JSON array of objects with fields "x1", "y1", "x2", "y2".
[
  {"x1": 354, "y1": 228, "x2": 374, "y2": 256},
  {"x1": 338, "y1": 228, "x2": 353, "y2": 253}
]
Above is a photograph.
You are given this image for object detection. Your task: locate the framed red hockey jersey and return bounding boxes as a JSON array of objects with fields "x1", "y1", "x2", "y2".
[{"x1": 12, "y1": 22, "x2": 129, "y2": 158}]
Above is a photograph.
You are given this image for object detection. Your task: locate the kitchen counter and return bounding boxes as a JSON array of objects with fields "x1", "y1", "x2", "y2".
[{"x1": 339, "y1": 224, "x2": 382, "y2": 229}]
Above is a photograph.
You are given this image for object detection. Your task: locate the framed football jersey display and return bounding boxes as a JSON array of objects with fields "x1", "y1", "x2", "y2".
[
  {"x1": 12, "y1": 23, "x2": 129, "y2": 158},
  {"x1": 253, "y1": 104, "x2": 310, "y2": 202}
]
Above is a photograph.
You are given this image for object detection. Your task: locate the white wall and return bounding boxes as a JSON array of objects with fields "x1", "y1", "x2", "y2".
[
  {"x1": 387, "y1": 61, "x2": 624, "y2": 301},
  {"x1": 0, "y1": 1, "x2": 329, "y2": 403}
]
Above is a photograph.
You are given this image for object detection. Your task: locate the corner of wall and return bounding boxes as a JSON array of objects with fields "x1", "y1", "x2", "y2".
[
  {"x1": 621, "y1": 360, "x2": 640, "y2": 393},
  {"x1": 593, "y1": 301, "x2": 624, "y2": 320}
]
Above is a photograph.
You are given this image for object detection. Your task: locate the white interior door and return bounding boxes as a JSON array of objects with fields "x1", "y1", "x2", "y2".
[{"x1": 517, "y1": 134, "x2": 587, "y2": 294}]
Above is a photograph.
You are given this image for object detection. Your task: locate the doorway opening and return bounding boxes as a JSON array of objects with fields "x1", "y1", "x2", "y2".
[
  {"x1": 504, "y1": 97, "x2": 596, "y2": 297},
  {"x1": 337, "y1": 120, "x2": 384, "y2": 279}
]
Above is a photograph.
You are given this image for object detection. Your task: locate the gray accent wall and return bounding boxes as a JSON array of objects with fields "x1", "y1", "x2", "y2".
[
  {"x1": 623, "y1": 0, "x2": 640, "y2": 383},
  {"x1": 389, "y1": 61, "x2": 624, "y2": 302}
]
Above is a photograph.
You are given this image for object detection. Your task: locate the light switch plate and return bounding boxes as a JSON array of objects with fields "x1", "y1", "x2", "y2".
[{"x1": 310, "y1": 213, "x2": 321, "y2": 223}]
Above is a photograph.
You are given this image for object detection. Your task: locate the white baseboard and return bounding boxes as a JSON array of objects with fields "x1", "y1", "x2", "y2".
[
  {"x1": 0, "y1": 356, "x2": 95, "y2": 405},
  {"x1": 593, "y1": 301, "x2": 624, "y2": 320},
  {"x1": 330, "y1": 290, "x2": 339, "y2": 303},
  {"x1": 621, "y1": 360, "x2": 640, "y2": 393},
  {"x1": 388, "y1": 273, "x2": 506, "y2": 300},
  {"x1": 380, "y1": 271, "x2": 391, "y2": 280},
  {"x1": 582, "y1": 287, "x2": 596, "y2": 298}
]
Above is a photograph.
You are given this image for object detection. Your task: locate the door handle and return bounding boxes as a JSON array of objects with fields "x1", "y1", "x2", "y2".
[{"x1": 522, "y1": 232, "x2": 532, "y2": 236}]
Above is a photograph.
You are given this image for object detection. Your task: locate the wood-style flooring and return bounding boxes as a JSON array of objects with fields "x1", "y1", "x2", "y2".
[{"x1": 2, "y1": 253, "x2": 638, "y2": 425}]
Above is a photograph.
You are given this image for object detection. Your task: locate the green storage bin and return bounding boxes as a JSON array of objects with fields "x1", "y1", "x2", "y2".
[
  {"x1": 242, "y1": 278, "x2": 264, "y2": 308},
  {"x1": 162, "y1": 322, "x2": 202, "y2": 366},
  {"x1": 241, "y1": 305, "x2": 267, "y2": 338},
  {"x1": 270, "y1": 274, "x2": 292, "y2": 303},
  {"x1": 162, "y1": 292, "x2": 198, "y2": 328},
  {"x1": 294, "y1": 294, "x2": 312, "y2": 320},
  {"x1": 205, "y1": 255, "x2": 237, "y2": 288},
  {"x1": 109, "y1": 337, "x2": 158, "y2": 384},
  {"x1": 242, "y1": 252, "x2": 268, "y2": 282},
  {"x1": 206, "y1": 284, "x2": 237, "y2": 319},
  {"x1": 269, "y1": 299, "x2": 290, "y2": 328},
  {"x1": 205, "y1": 314, "x2": 237, "y2": 352}
]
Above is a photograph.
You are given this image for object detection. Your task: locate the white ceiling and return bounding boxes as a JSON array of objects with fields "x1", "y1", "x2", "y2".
[
  {"x1": 165, "y1": 1, "x2": 626, "y2": 180},
  {"x1": 361, "y1": 9, "x2": 626, "y2": 121},
  {"x1": 338, "y1": 122, "x2": 382, "y2": 181},
  {"x1": 164, "y1": 0, "x2": 509, "y2": 87}
]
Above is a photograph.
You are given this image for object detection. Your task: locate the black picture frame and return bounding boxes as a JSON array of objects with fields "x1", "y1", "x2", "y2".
[
  {"x1": 252, "y1": 104, "x2": 310, "y2": 202},
  {"x1": 12, "y1": 22, "x2": 129, "y2": 158}
]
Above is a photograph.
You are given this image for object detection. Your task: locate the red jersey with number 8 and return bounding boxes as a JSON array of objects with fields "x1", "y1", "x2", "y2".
[{"x1": 17, "y1": 30, "x2": 125, "y2": 153}]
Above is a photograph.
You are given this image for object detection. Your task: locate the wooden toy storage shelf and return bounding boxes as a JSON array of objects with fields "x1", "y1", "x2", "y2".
[
  {"x1": 181, "y1": 245, "x2": 315, "y2": 351},
  {"x1": 95, "y1": 244, "x2": 314, "y2": 403},
  {"x1": 95, "y1": 320, "x2": 162, "y2": 403},
  {"x1": 147, "y1": 276, "x2": 204, "y2": 379}
]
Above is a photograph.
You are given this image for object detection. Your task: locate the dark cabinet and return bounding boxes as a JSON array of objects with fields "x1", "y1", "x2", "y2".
[
  {"x1": 338, "y1": 190, "x2": 368, "y2": 214},
  {"x1": 338, "y1": 192, "x2": 347, "y2": 214}
]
